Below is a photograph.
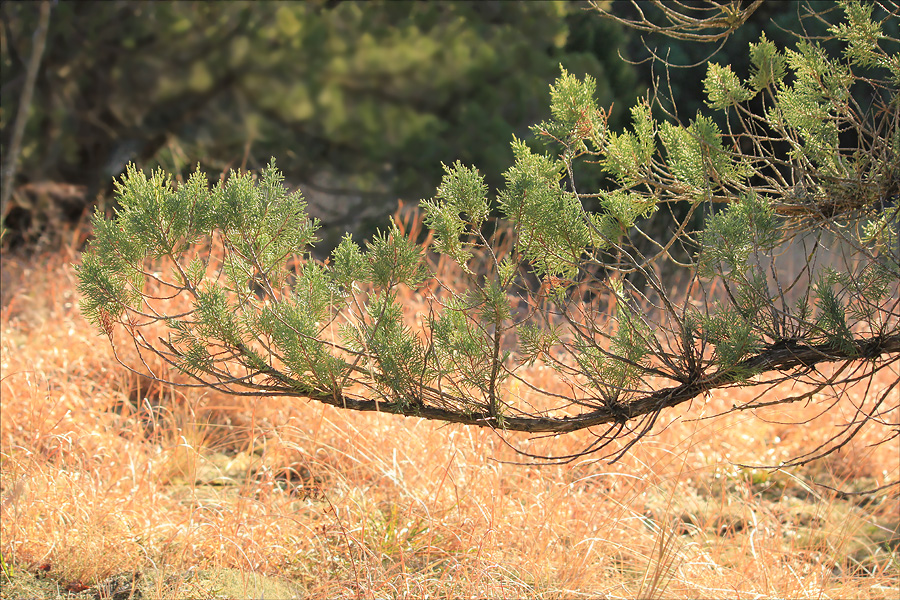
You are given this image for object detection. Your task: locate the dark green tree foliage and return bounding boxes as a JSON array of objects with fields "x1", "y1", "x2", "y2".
[
  {"x1": 0, "y1": 0, "x2": 639, "y2": 245},
  {"x1": 78, "y1": 1, "x2": 899, "y2": 464}
]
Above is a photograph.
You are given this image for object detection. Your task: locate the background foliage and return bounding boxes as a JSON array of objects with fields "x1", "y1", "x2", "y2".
[
  {"x1": 8, "y1": 2, "x2": 882, "y2": 250},
  {"x1": 1, "y1": 0, "x2": 640, "y2": 248}
]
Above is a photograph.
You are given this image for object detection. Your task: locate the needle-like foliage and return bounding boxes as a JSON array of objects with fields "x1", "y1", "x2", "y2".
[{"x1": 78, "y1": 1, "x2": 899, "y2": 465}]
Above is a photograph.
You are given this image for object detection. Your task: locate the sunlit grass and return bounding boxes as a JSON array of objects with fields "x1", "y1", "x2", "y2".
[{"x1": 1, "y1": 242, "x2": 898, "y2": 599}]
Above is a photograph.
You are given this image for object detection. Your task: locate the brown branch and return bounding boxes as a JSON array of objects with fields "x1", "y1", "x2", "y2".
[
  {"x1": 589, "y1": 0, "x2": 764, "y2": 43},
  {"x1": 283, "y1": 333, "x2": 900, "y2": 434}
]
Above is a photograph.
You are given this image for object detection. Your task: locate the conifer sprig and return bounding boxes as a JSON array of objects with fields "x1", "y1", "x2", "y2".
[{"x1": 78, "y1": 0, "x2": 899, "y2": 464}]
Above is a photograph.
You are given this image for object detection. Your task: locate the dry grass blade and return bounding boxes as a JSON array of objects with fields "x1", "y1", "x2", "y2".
[{"x1": 1, "y1": 245, "x2": 897, "y2": 599}]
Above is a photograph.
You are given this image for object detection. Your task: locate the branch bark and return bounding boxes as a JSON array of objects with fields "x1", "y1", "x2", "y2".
[{"x1": 287, "y1": 332, "x2": 900, "y2": 434}]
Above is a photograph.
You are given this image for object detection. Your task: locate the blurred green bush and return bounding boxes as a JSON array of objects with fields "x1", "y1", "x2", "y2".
[{"x1": 1, "y1": 0, "x2": 640, "y2": 248}]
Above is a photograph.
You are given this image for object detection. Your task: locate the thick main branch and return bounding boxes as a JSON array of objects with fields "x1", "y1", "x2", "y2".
[{"x1": 288, "y1": 333, "x2": 900, "y2": 434}]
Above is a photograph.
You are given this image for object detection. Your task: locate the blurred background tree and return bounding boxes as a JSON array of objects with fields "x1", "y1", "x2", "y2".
[
  {"x1": 8, "y1": 1, "x2": 884, "y2": 252},
  {"x1": 1, "y1": 0, "x2": 641, "y2": 250}
]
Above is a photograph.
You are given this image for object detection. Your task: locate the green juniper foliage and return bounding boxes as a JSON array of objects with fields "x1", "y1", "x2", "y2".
[{"x1": 79, "y1": 1, "x2": 899, "y2": 464}]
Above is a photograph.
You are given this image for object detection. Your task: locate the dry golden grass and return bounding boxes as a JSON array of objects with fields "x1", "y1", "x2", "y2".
[{"x1": 1, "y1": 243, "x2": 898, "y2": 599}]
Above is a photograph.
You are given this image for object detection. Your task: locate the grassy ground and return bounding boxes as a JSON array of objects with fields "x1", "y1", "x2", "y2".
[{"x1": 1, "y1": 241, "x2": 898, "y2": 599}]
